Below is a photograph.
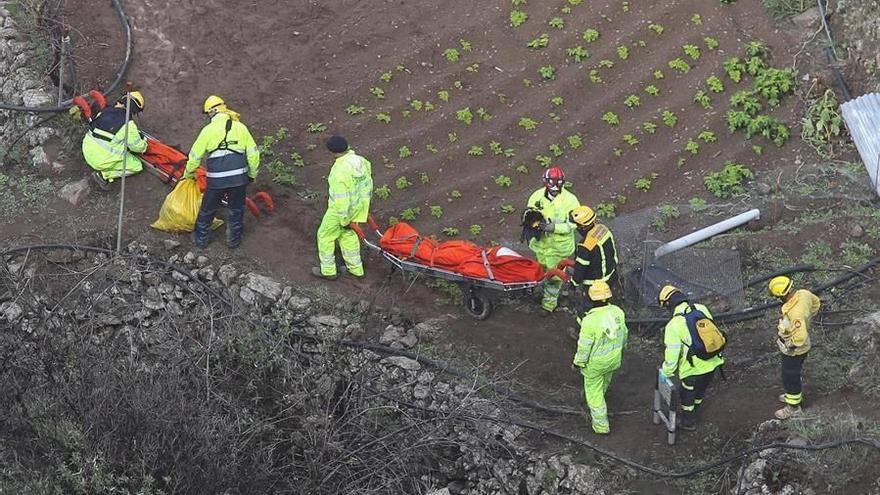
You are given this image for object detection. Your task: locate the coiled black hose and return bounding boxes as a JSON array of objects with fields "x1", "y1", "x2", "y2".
[{"x1": 0, "y1": 0, "x2": 132, "y2": 113}]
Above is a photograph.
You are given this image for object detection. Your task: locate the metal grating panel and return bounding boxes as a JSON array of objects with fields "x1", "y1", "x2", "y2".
[{"x1": 840, "y1": 93, "x2": 880, "y2": 197}]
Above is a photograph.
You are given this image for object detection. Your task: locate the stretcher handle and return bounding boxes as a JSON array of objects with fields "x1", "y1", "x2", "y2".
[
  {"x1": 350, "y1": 223, "x2": 366, "y2": 241},
  {"x1": 366, "y1": 215, "x2": 381, "y2": 233},
  {"x1": 543, "y1": 268, "x2": 570, "y2": 283},
  {"x1": 556, "y1": 259, "x2": 575, "y2": 269}
]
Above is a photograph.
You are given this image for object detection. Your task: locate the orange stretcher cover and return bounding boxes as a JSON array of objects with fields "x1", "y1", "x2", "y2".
[
  {"x1": 141, "y1": 139, "x2": 207, "y2": 192},
  {"x1": 378, "y1": 222, "x2": 544, "y2": 283}
]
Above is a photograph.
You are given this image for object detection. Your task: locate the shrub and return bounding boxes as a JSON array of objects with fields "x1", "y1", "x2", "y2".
[{"x1": 704, "y1": 161, "x2": 754, "y2": 198}]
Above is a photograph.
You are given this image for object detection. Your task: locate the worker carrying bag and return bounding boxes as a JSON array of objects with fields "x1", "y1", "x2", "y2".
[{"x1": 680, "y1": 304, "x2": 727, "y2": 364}]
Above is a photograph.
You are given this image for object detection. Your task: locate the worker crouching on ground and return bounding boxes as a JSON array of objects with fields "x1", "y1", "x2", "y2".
[
  {"x1": 572, "y1": 280, "x2": 628, "y2": 434},
  {"x1": 569, "y1": 205, "x2": 619, "y2": 316},
  {"x1": 658, "y1": 285, "x2": 725, "y2": 431},
  {"x1": 524, "y1": 166, "x2": 580, "y2": 314},
  {"x1": 312, "y1": 136, "x2": 373, "y2": 281},
  {"x1": 81, "y1": 91, "x2": 147, "y2": 191},
  {"x1": 768, "y1": 276, "x2": 820, "y2": 420},
  {"x1": 184, "y1": 95, "x2": 260, "y2": 249}
]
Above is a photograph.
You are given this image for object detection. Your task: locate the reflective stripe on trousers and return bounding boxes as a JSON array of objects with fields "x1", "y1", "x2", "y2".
[
  {"x1": 583, "y1": 369, "x2": 614, "y2": 433},
  {"x1": 317, "y1": 211, "x2": 364, "y2": 277}
]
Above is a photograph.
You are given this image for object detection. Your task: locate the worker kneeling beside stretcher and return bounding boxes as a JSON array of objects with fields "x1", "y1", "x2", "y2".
[
  {"x1": 184, "y1": 95, "x2": 260, "y2": 249},
  {"x1": 312, "y1": 135, "x2": 373, "y2": 281},
  {"x1": 572, "y1": 281, "x2": 628, "y2": 434},
  {"x1": 81, "y1": 91, "x2": 147, "y2": 190}
]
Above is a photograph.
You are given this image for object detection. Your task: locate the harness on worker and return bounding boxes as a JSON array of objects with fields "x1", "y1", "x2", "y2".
[
  {"x1": 87, "y1": 110, "x2": 125, "y2": 142},
  {"x1": 208, "y1": 119, "x2": 243, "y2": 155}
]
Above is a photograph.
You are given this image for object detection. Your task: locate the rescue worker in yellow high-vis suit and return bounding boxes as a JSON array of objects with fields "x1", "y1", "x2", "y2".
[
  {"x1": 312, "y1": 135, "x2": 373, "y2": 280},
  {"x1": 658, "y1": 285, "x2": 724, "y2": 431},
  {"x1": 525, "y1": 166, "x2": 580, "y2": 313},
  {"x1": 183, "y1": 95, "x2": 260, "y2": 249},
  {"x1": 768, "y1": 276, "x2": 820, "y2": 420},
  {"x1": 572, "y1": 280, "x2": 628, "y2": 434},
  {"x1": 81, "y1": 91, "x2": 147, "y2": 191}
]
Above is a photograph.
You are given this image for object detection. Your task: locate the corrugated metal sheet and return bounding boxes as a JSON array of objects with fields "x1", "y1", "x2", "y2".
[{"x1": 840, "y1": 93, "x2": 880, "y2": 197}]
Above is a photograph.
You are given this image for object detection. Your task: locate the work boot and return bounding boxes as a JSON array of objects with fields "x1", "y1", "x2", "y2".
[
  {"x1": 91, "y1": 171, "x2": 112, "y2": 192},
  {"x1": 679, "y1": 413, "x2": 697, "y2": 431},
  {"x1": 774, "y1": 405, "x2": 802, "y2": 420},
  {"x1": 311, "y1": 267, "x2": 337, "y2": 281},
  {"x1": 191, "y1": 231, "x2": 208, "y2": 249}
]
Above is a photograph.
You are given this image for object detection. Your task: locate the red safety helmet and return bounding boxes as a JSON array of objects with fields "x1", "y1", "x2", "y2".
[{"x1": 543, "y1": 166, "x2": 565, "y2": 193}]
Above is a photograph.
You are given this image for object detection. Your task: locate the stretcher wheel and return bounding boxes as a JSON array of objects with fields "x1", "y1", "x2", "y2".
[{"x1": 463, "y1": 289, "x2": 492, "y2": 320}]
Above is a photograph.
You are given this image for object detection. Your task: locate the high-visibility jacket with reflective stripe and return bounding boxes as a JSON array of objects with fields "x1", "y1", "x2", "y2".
[
  {"x1": 327, "y1": 150, "x2": 373, "y2": 225},
  {"x1": 572, "y1": 224, "x2": 618, "y2": 287},
  {"x1": 661, "y1": 302, "x2": 724, "y2": 379},
  {"x1": 81, "y1": 107, "x2": 147, "y2": 171},
  {"x1": 777, "y1": 289, "x2": 820, "y2": 356},
  {"x1": 525, "y1": 187, "x2": 580, "y2": 261},
  {"x1": 573, "y1": 304, "x2": 627, "y2": 370},
  {"x1": 185, "y1": 113, "x2": 259, "y2": 189}
]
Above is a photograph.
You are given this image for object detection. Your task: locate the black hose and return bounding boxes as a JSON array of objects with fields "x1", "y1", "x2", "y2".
[
  {"x1": 816, "y1": 0, "x2": 853, "y2": 100},
  {"x1": 3, "y1": 244, "x2": 879, "y2": 481},
  {"x1": 0, "y1": 0, "x2": 132, "y2": 113}
]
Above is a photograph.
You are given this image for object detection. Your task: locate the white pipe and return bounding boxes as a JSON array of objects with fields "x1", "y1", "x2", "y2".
[{"x1": 654, "y1": 208, "x2": 761, "y2": 258}]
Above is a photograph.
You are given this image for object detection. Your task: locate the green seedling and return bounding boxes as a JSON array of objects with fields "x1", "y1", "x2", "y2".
[
  {"x1": 395, "y1": 176, "x2": 412, "y2": 189},
  {"x1": 752, "y1": 145, "x2": 763, "y2": 155},
  {"x1": 410, "y1": 100, "x2": 424, "y2": 111},
  {"x1": 561, "y1": 5, "x2": 572, "y2": 14},
  {"x1": 453, "y1": 80, "x2": 463, "y2": 89},
  {"x1": 426, "y1": 143, "x2": 439, "y2": 154},
  {"x1": 551, "y1": 96, "x2": 565, "y2": 106},
  {"x1": 468, "y1": 145, "x2": 485, "y2": 156},
  {"x1": 706, "y1": 76, "x2": 724, "y2": 93},
  {"x1": 419, "y1": 172, "x2": 430, "y2": 184},
  {"x1": 602, "y1": 112, "x2": 620, "y2": 126},
  {"x1": 495, "y1": 175, "x2": 512, "y2": 187},
  {"x1": 398, "y1": 146, "x2": 412, "y2": 158},
  {"x1": 519, "y1": 117, "x2": 539, "y2": 130},
  {"x1": 516, "y1": 164, "x2": 529, "y2": 174},
  {"x1": 388, "y1": 216, "x2": 399, "y2": 226},
  {"x1": 668, "y1": 58, "x2": 691, "y2": 73},
  {"x1": 685, "y1": 139, "x2": 700, "y2": 154},
  {"x1": 694, "y1": 90, "x2": 712, "y2": 109},
  {"x1": 661, "y1": 110, "x2": 677, "y2": 128},
  {"x1": 567, "y1": 134, "x2": 583, "y2": 149},
  {"x1": 466, "y1": 63, "x2": 480, "y2": 73},
  {"x1": 442, "y1": 227, "x2": 460, "y2": 237},
  {"x1": 539, "y1": 65, "x2": 556, "y2": 80},
  {"x1": 438, "y1": 90, "x2": 450, "y2": 102},
  {"x1": 730, "y1": 90, "x2": 762, "y2": 115},
  {"x1": 380, "y1": 71, "x2": 393, "y2": 83},
  {"x1": 549, "y1": 144, "x2": 564, "y2": 157},
  {"x1": 424, "y1": 101, "x2": 435, "y2": 111},
  {"x1": 643, "y1": 121, "x2": 658, "y2": 134},
  {"x1": 307, "y1": 122, "x2": 327, "y2": 133},
  {"x1": 723, "y1": 57, "x2": 745, "y2": 82},
  {"x1": 489, "y1": 141, "x2": 503, "y2": 155},
  {"x1": 683, "y1": 44, "x2": 701, "y2": 60},
  {"x1": 744, "y1": 40, "x2": 767, "y2": 58},
  {"x1": 624, "y1": 95, "x2": 641, "y2": 108},
  {"x1": 400, "y1": 207, "x2": 421, "y2": 221},
  {"x1": 698, "y1": 130, "x2": 717, "y2": 143},
  {"x1": 500, "y1": 204, "x2": 516, "y2": 214},
  {"x1": 754, "y1": 67, "x2": 795, "y2": 106},
  {"x1": 523, "y1": 78, "x2": 534, "y2": 88},
  {"x1": 691, "y1": 13, "x2": 702, "y2": 25},
  {"x1": 704, "y1": 160, "x2": 754, "y2": 198},
  {"x1": 623, "y1": 134, "x2": 639, "y2": 146},
  {"x1": 375, "y1": 185, "x2": 391, "y2": 200},
  {"x1": 596, "y1": 202, "x2": 616, "y2": 218},
  {"x1": 613, "y1": 148, "x2": 623, "y2": 156},
  {"x1": 510, "y1": 9, "x2": 528, "y2": 27},
  {"x1": 653, "y1": 69, "x2": 664, "y2": 80},
  {"x1": 469, "y1": 224, "x2": 483, "y2": 236},
  {"x1": 688, "y1": 197, "x2": 708, "y2": 212},
  {"x1": 430, "y1": 205, "x2": 444, "y2": 218},
  {"x1": 599, "y1": 59, "x2": 615, "y2": 68},
  {"x1": 616, "y1": 194, "x2": 627, "y2": 204},
  {"x1": 549, "y1": 112, "x2": 561, "y2": 122},
  {"x1": 704, "y1": 36, "x2": 719, "y2": 50},
  {"x1": 450, "y1": 189, "x2": 462, "y2": 199},
  {"x1": 456, "y1": 107, "x2": 474, "y2": 125},
  {"x1": 566, "y1": 46, "x2": 590, "y2": 62},
  {"x1": 460, "y1": 39, "x2": 472, "y2": 51},
  {"x1": 582, "y1": 28, "x2": 600, "y2": 42},
  {"x1": 345, "y1": 104, "x2": 365, "y2": 115},
  {"x1": 549, "y1": 17, "x2": 565, "y2": 28},
  {"x1": 396, "y1": 64, "x2": 407, "y2": 71},
  {"x1": 745, "y1": 56, "x2": 766, "y2": 76},
  {"x1": 370, "y1": 87, "x2": 385, "y2": 99},
  {"x1": 644, "y1": 85, "x2": 660, "y2": 96},
  {"x1": 376, "y1": 113, "x2": 391, "y2": 123},
  {"x1": 588, "y1": 69, "x2": 603, "y2": 83},
  {"x1": 622, "y1": 1, "x2": 630, "y2": 12},
  {"x1": 527, "y1": 33, "x2": 549, "y2": 49},
  {"x1": 535, "y1": 154, "x2": 553, "y2": 167},
  {"x1": 677, "y1": 157, "x2": 687, "y2": 167},
  {"x1": 401, "y1": 110, "x2": 412, "y2": 118},
  {"x1": 477, "y1": 107, "x2": 492, "y2": 121},
  {"x1": 635, "y1": 176, "x2": 654, "y2": 191},
  {"x1": 444, "y1": 48, "x2": 460, "y2": 61},
  {"x1": 448, "y1": 132, "x2": 458, "y2": 142},
  {"x1": 568, "y1": 0, "x2": 583, "y2": 5},
  {"x1": 617, "y1": 45, "x2": 629, "y2": 60},
  {"x1": 648, "y1": 23, "x2": 664, "y2": 35},
  {"x1": 289, "y1": 151, "x2": 305, "y2": 167}
]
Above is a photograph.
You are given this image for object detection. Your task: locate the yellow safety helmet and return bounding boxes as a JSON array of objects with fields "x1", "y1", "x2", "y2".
[
  {"x1": 658, "y1": 284, "x2": 681, "y2": 307},
  {"x1": 569, "y1": 205, "x2": 596, "y2": 227},
  {"x1": 768, "y1": 276, "x2": 793, "y2": 298},
  {"x1": 118, "y1": 90, "x2": 145, "y2": 113},
  {"x1": 203, "y1": 95, "x2": 226, "y2": 114},
  {"x1": 588, "y1": 280, "x2": 613, "y2": 301}
]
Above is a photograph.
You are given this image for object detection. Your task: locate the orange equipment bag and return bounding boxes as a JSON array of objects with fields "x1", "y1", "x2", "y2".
[{"x1": 141, "y1": 139, "x2": 208, "y2": 192}]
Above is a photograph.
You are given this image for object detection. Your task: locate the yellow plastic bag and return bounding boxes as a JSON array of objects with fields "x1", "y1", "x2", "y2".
[{"x1": 150, "y1": 178, "x2": 223, "y2": 233}]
